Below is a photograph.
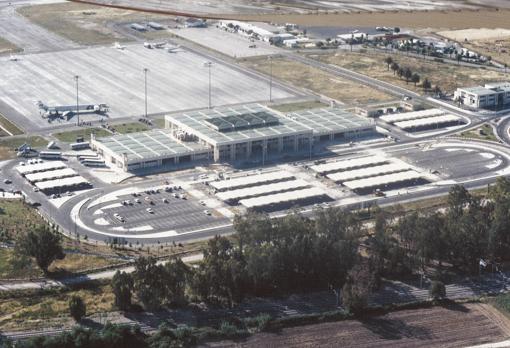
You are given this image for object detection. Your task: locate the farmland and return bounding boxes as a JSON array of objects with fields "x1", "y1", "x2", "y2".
[{"x1": 207, "y1": 303, "x2": 510, "y2": 348}]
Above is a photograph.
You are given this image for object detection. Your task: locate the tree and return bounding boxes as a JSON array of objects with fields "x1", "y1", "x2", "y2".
[
  {"x1": 384, "y1": 56, "x2": 393, "y2": 71},
  {"x1": 69, "y1": 295, "x2": 86, "y2": 322},
  {"x1": 411, "y1": 72, "x2": 420, "y2": 86},
  {"x1": 422, "y1": 78, "x2": 432, "y2": 91},
  {"x1": 15, "y1": 225, "x2": 64, "y2": 273},
  {"x1": 162, "y1": 258, "x2": 191, "y2": 306},
  {"x1": 394, "y1": 27, "x2": 400, "y2": 33},
  {"x1": 404, "y1": 67, "x2": 413, "y2": 84},
  {"x1": 133, "y1": 256, "x2": 166, "y2": 310},
  {"x1": 342, "y1": 262, "x2": 376, "y2": 314},
  {"x1": 112, "y1": 271, "x2": 134, "y2": 311},
  {"x1": 429, "y1": 280, "x2": 446, "y2": 301},
  {"x1": 390, "y1": 62, "x2": 399, "y2": 75}
]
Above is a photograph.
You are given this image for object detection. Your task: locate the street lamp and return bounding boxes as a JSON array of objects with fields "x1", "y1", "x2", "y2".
[
  {"x1": 143, "y1": 68, "x2": 149, "y2": 118},
  {"x1": 203, "y1": 61, "x2": 213, "y2": 109},
  {"x1": 74, "y1": 75, "x2": 79, "y2": 126},
  {"x1": 268, "y1": 56, "x2": 273, "y2": 102}
]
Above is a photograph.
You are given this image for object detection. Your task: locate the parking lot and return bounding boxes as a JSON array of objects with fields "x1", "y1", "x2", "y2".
[
  {"x1": 87, "y1": 186, "x2": 229, "y2": 235},
  {"x1": 0, "y1": 44, "x2": 294, "y2": 129}
]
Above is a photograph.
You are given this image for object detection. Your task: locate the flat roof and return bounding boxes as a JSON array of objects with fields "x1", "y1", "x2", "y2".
[
  {"x1": 395, "y1": 114, "x2": 460, "y2": 130},
  {"x1": 239, "y1": 187, "x2": 328, "y2": 209},
  {"x1": 94, "y1": 129, "x2": 209, "y2": 162},
  {"x1": 343, "y1": 170, "x2": 423, "y2": 190},
  {"x1": 286, "y1": 108, "x2": 374, "y2": 135},
  {"x1": 459, "y1": 86, "x2": 497, "y2": 96},
  {"x1": 166, "y1": 104, "x2": 310, "y2": 146},
  {"x1": 311, "y1": 155, "x2": 387, "y2": 174},
  {"x1": 211, "y1": 170, "x2": 294, "y2": 191},
  {"x1": 327, "y1": 163, "x2": 408, "y2": 182},
  {"x1": 35, "y1": 176, "x2": 89, "y2": 190},
  {"x1": 216, "y1": 179, "x2": 309, "y2": 202},
  {"x1": 16, "y1": 161, "x2": 67, "y2": 175},
  {"x1": 380, "y1": 108, "x2": 445, "y2": 123},
  {"x1": 25, "y1": 168, "x2": 77, "y2": 183}
]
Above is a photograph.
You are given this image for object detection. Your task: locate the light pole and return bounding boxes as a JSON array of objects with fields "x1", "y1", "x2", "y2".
[
  {"x1": 143, "y1": 68, "x2": 149, "y2": 118},
  {"x1": 268, "y1": 56, "x2": 273, "y2": 102},
  {"x1": 74, "y1": 75, "x2": 79, "y2": 126},
  {"x1": 203, "y1": 61, "x2": 212, "y2": 109}
]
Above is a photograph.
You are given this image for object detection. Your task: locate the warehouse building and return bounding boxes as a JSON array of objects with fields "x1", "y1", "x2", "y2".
[{"x1": 92, "y1": 104, "x2": 376, "y2": 172}]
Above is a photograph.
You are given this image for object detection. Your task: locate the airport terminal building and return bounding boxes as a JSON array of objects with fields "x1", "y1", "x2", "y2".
[{"x1": 91, "y1": 104, "x2": 376, "y2": 172}]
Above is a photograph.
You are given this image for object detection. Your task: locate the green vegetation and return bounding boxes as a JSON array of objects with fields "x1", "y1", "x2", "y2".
[
  {"x1": 0, "y1": 113, "x2": 23, "y2": 136},
  {"x1": 111, "y1": 122, "x2": 149, "y2": 134},
  {"x1": 271, "y1": 100, "x2": 328, "y2": 113},
  {"x1": 491, "y1": 293, "x2": 510, "y2": 316},
  {"x1": 68, "y1": 295, "x2": 86, "y2": 322},
  {"x1": 152, "y1": 117, "x2": 166, "y2": 129},
  {"x1": 15, "y1": 225, "x2": 65, "y2": 274},
  {"x1": 0, "y1": 136, "x2": 48, "y2": 160},
  {"x1": 429, "y1": 281, "x2": 447, "y2": 301},
  {"x1": 53, "y1": 128, "x2": 111, "y2": 143},
  {"x1": 459, "y1": 123, "x2": 498, "y2": 142}
]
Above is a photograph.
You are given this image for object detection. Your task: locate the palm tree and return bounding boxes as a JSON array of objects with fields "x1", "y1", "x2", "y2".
[
  {"x1": 412, "y1": 73, "x2": 420, "y2": 87},
  {"x1": 391, "y1": 62, "x2": 399, "y2": 75},
  {"x1": 422, "y1": 78, "x2": 432, "y2": 91},
  {"x1": 404, "y1": 67, "x2": 413, "y2": 84},
  {"x1": 384, "y1": 56, "x2": 393, "y2": 71}
]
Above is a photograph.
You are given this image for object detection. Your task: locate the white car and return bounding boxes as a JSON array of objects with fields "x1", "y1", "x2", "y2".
[
  {"x1": 33, "y1": 187, "x2": 39, "y2": 192},
  {"x1": 203, "y1": 210, "x2": 211, "y2": 216},
  {"x1": 199, "y1": 200, "x2": 206, "y2": 206},
  {"x1": 134, "y1": 198, "x2": 141, "y2": 204},
  {"x1": 162, "y1": 198, "x2": 169, "y2": 203},
  {"x1": 146, "y1": 208, "x2": 154, "y2": 214}
]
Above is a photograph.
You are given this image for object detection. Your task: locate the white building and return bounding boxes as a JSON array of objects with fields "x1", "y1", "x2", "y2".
[{"x1": 454, "y1": 82, "x2": 510, "y2": 109}]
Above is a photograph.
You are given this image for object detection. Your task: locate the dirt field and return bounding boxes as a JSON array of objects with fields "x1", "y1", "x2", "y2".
[
  {"x1": 231, "y1": 9, "x2": 510, "y2": 29},
  {"x1": 312, "y1": 51, "x2": 509, "y2": 94},
  {"x1": 206, "y1": 303, "x2": 510, "y2": 348},
  {"x1": 242, "y1": 57, "x2": 394, "y2": 105},
  {"x1": 0, "y1": 37, "x2": 19, "y2": 55},
  {"x1": 462, "y1": 38, "x2": 510, "y2": 66},
  {"x1": 18, "y1": 2, "x2": 174, "y2": 45}
]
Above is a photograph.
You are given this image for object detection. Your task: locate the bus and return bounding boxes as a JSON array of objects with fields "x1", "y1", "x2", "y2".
[
  {"x1": 70, "y1": 142, "x2": 90, "y2": 150},
  {"x1": 39, "y1": 151, "x2": 62, "y2": 160},
  {"x1": 82, "y1": 159, "x2": 106, "y2": 167}
]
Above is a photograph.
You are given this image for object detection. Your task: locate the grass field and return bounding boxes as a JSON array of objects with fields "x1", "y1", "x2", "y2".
[
  {"x1": 210, "y1": 303, "x2": 510, "y2": 348},
  {"x1": 0, "y1": 37, "x2": 20, "y2": 56},
  {"x1": 0, "y1": 113, "x2": 23, "y2": 136},
  {"x1": 242, "y1": 57, "x2": 394, "y2": 105},
  {"x1": 0, "y1": 136, "x2": 48, "y2": 160},
  {"x1": 111, "y1": 122, "x2": 149, "y2": 134},
  {"x1": 271, "y1": 100, "x2": 328, "y2": 113},
  {"x1": 311, "y1": 51, "x2": 509, "y2": 95},
  {"x1": 18, "y1": 2, "x2": 174, "y2": 45},
  {"x1": 0, "y1": 282, "x2": 114, "y2": 331},
  {"x1": 53, "y1": 127, "x2": 111, "y2": 143},
  {"x1": 459, "y1": 124, "x2": 499, "y2": 142}
]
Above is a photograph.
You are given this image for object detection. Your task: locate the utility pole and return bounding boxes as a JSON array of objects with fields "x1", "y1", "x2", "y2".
[
  {"x1": 143, "y1": 68, "x2": 149, "y2": 118},
  {"x1": 74, "y1": 75, "x2": 79, "y2": 126},
  {"x1": 269, "y1": 56, "x2": 273, "y2": 102},
  {"x1": 204, "y1": 61, "x2": 213, "y2": 108}
]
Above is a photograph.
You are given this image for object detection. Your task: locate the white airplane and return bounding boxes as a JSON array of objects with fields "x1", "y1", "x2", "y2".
[
  {"x1": 113, "y1": 42, "x2": 126, "y2": 50},
  {"x1": 166, "y1": 45, "x2": 181, "y2": 53},
  {"x1": 144, "y1": 41, "x2": 166, "y2": 49}
]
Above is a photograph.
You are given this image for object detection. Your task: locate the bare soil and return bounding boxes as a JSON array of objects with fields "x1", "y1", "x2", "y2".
[
  {"x1": 0, "y1": 37, "x2": 19, "y2": 55},
  {"x1": 18, "y1": 2, "x2": 175, "y2": 45},
  {"x1": 242, "y1": 57, "x2": 395, "y2": 105},
  {"x1": 311, "y1": 50, "x2": 509, "y2": 94},
  {"x1": 230, "y1": 9, "x2": 510, "y2": 30},
  {"x1": 205, "y1": 303, "x2": 510, "y2": 347}
]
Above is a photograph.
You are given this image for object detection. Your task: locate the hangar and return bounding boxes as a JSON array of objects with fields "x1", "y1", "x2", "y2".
[{"x1": 92, "y1": 104, "x2": 376, "y2": 171}]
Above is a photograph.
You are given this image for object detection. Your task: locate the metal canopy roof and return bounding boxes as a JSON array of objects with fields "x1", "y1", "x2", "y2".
[
  {"x1": 211, "y1": 170, "x2": 294, "y2": 191},
  {"x1": 204, "y1": 111, "x2": 280, "y2": 132}
]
